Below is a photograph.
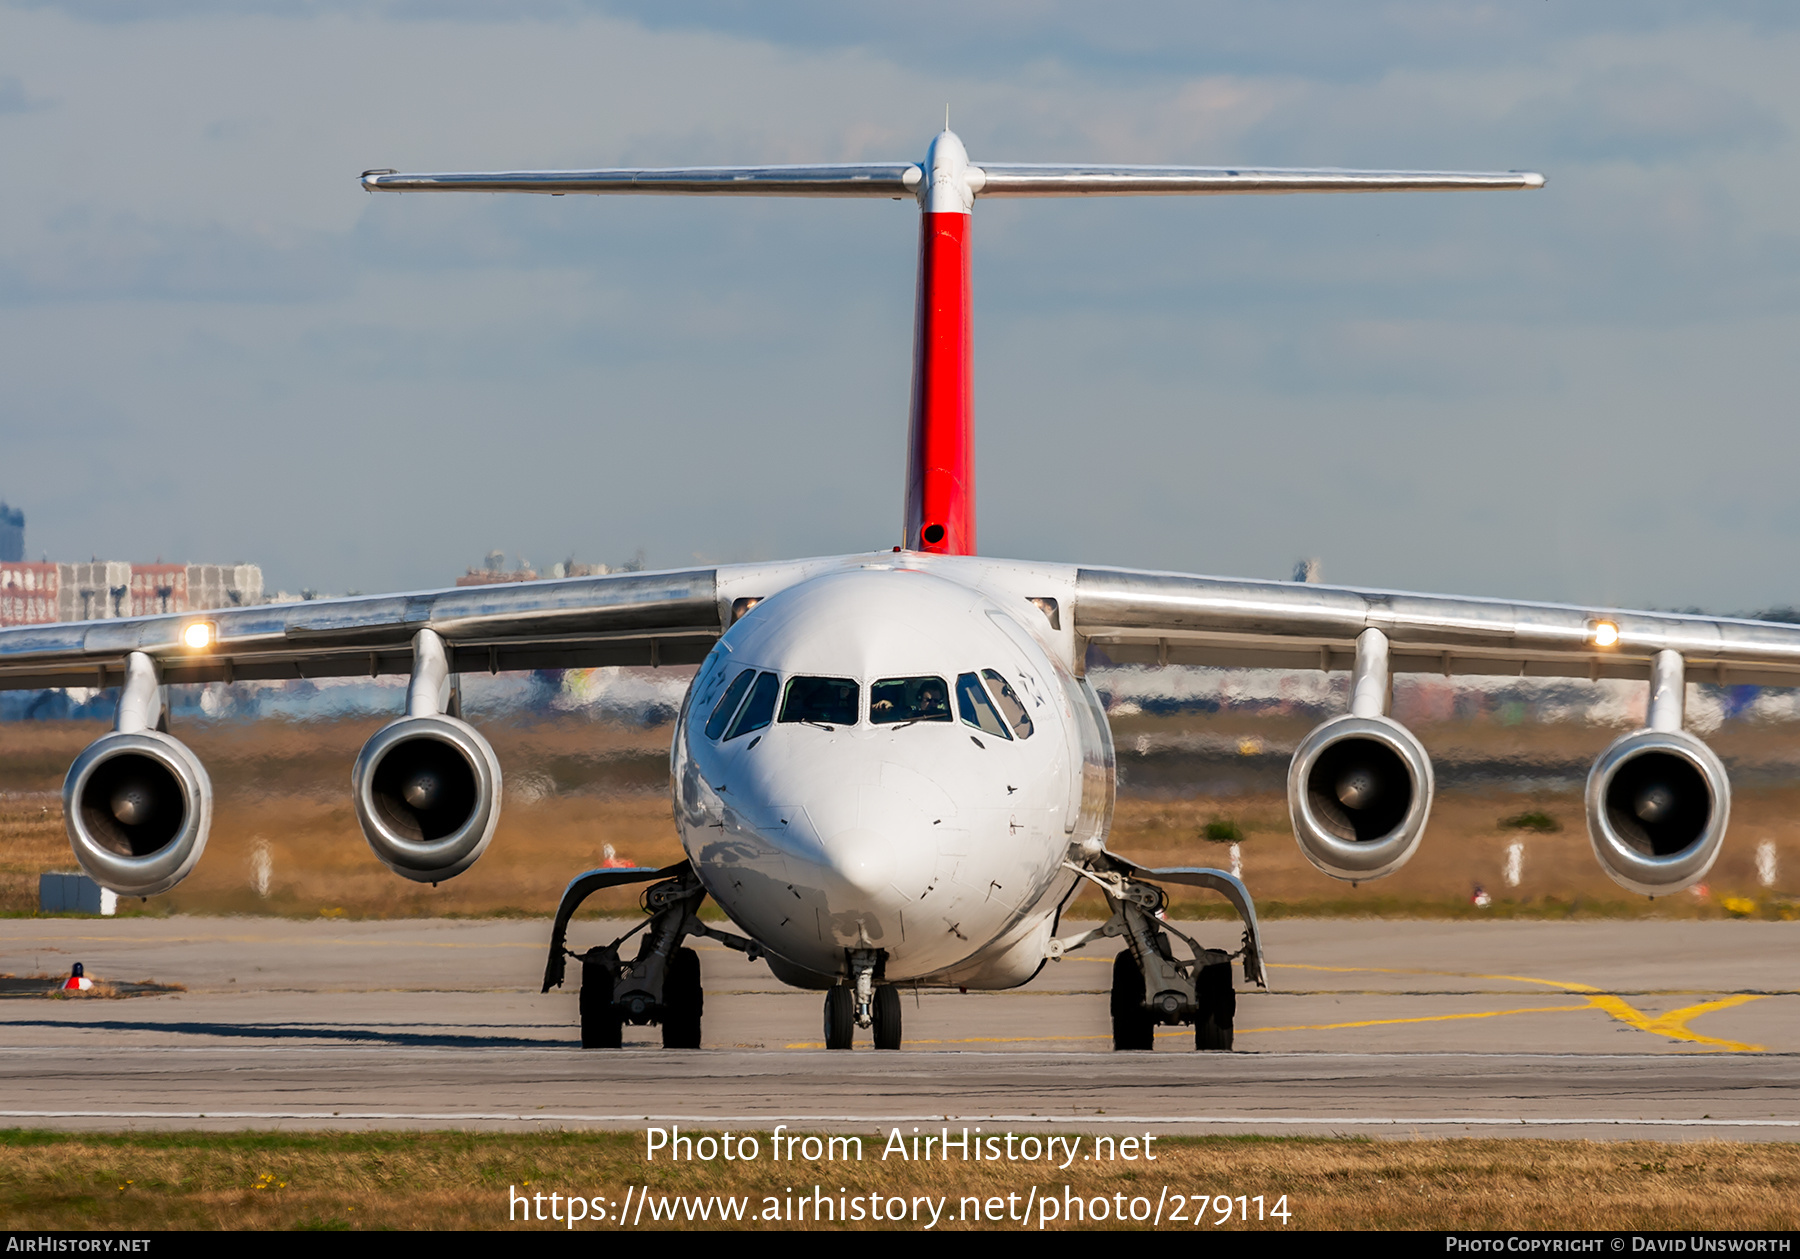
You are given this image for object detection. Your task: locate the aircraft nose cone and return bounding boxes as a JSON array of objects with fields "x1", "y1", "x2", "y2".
[{"x1": 823, "y1": 828, "x2": 895, "y2": 897}]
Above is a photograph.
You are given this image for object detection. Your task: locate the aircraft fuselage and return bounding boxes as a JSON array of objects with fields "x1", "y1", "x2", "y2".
[{"x1": 673, "y1": 562, "x2": 1115, "y2": 988}]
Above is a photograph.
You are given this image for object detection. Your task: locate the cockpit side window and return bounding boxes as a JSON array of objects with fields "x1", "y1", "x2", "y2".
[
  {"x1": 724, "y1": 671, "x2": 780, "y2": 740},
  {"x1": 956, "y1": 672, "x2": 1012, "y2": 740},
  {"x1": 871, "y1": 676, "x2": 952, "y2": 725},
  {"x1": 779, "y1": 676, "x2": 859, "y2": 727},
  {"x1": 982, "y1": 669, "x2": 1035, "y2": 739},
  {"x1": 704, "y1": 669, "x2": 756, "y2": 740}
]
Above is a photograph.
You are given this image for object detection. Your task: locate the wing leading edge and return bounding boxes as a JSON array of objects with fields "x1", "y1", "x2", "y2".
[
  {"x1": 0, "y1": 567, "x2": 723, "y2": 690},
  {"x1": 1074, "y1": 566, "x2": 1800, "y2": 687}
]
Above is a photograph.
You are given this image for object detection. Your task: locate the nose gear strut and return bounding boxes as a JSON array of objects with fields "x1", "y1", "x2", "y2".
[{"x1": 823, "y1": 949, "x2": 902, "y2": 1050}]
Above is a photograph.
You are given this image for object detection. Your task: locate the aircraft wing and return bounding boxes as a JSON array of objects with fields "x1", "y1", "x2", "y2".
[
  {"x1": 0, "y1": 566, "x2": 737, "y2": 690},
  {"x1": 1072, "y1": 565, "x2": 1800, "y2": 687}
]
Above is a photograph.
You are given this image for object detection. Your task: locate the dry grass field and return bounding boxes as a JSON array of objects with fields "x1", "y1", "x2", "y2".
[
  {"x1": 5, "y1": 701, "x2": 1800, "y2": 921},
  {"x1": 2, "y1": 1129, "x2": 1797, "y2": 1231}
]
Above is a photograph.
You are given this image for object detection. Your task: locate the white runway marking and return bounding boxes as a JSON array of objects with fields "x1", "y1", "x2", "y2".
[{"x1": 4, "y1": 1110, "x2": 1798, "y2": 1128}]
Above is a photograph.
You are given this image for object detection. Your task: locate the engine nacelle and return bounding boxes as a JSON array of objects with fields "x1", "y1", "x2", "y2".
[
  {"x1": 1287, "y1": 713, "x2": 1434, "y2": 882},
  {"x1": 352, "y1": 713, "x2": 502, "y2": 883},
  {"x1": 63, "y1": 730, "x2": 213, "y2": 897},
  {"x1": 1585, "y1": 728, "x2": 1729, "y2": 896}
]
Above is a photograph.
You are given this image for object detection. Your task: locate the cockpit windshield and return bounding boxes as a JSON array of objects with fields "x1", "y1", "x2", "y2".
[
  {"x1": 779, "y1": 676, "x2": 859, "y2": 727},
  {"x1": 956, "y1": 672, "x2": 1012, "y2": 740},
  {"x1": 723, "y1": 671, "x2": 779, "y2": 740},
  {"x1": 704, "y1": 669, "x2": 757, "y2": 740},
  {"x1": 982, "y1": 669, "x2": 1034, "y2": 738},
  {"x1": 870, "y1": 676, "x2": 952, "y2": 726}
]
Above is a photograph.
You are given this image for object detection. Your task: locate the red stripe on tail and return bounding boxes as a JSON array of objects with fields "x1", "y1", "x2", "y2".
[{"x1": 903, "y1": 211, "x2": 974, "y2": 555}]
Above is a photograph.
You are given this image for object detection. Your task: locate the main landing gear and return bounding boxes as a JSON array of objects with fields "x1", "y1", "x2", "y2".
[
  {"x1": 1051, "y1": 855, "x2": 1266, "y2": 1053},
  {"x1": 823, "y1": 949, "x2": 903, "y2": 1050},
  {"x1": 543, "y1": 860, "x2": 763, "y2": 1050}
]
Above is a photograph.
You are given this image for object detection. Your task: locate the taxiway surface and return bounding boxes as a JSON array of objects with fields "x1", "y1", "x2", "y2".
[{"x1": 2, "y1": 916, "x2": 1795, "y2": 1138}]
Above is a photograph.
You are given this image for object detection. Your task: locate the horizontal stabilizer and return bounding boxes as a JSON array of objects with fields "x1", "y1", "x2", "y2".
[
  {"x1": 362, "y1": 164, "x2": 921, "y2": 197},
  {"x1": 363, "y1": 162, "x2": 1542, "y2": 200},
  {"x1": 972, "y1": 164, "x2": 1545, "y2": 197}
]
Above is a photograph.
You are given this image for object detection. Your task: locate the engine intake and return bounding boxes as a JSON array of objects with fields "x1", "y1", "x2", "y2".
[
  {"x1": 352, "y1": 630, "x2": 501, "y2": 883},
  {"x1": 353, "y1": 713, "x2": 501, "y2": 883},
  {"x1": 1287, "y1": 627, "x2": 1434, "y2": 882},
  {"x1": 1288, "y1": 713, "x2": 1434, "y2": 881},
  {"x1": 1586, "y1": 728, "x2": 1728, "y2": 896},
  {"x1": 64, "y1": 732, "x2": 213, "y2": 897},
  {"x1": 62, "y1": 653, "x2": 213, "y2": 898}
]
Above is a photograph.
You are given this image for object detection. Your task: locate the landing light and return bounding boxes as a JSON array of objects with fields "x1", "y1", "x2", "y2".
[
  {"x1": 181, "y1": 621, "x2": 216, "y2": 651},
  {"x1": 1591, "y1": 621, "x2": 1620, "y2": 648}
]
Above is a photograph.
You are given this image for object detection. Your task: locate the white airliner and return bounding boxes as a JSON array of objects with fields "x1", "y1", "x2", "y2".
[{"x1": 7, "y1": 129, "x2": 1796, "y2": 1054}]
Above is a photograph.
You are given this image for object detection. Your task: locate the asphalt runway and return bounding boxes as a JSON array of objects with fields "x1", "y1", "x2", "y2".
[{"x1": 3, "y1": 916, "x2": 1798, "y2": 1139}]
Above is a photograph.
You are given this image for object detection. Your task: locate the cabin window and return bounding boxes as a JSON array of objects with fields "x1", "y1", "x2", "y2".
[
  {"x1": 704, "y1": 669, "x2": 756, "y2": 740},
  {"x1": 871, "y1": 676, "x2": 952, "y2": 726},
  {"x1": 982, "y1": 669, "x2": 1035, "y2": 738},
  {"x1": 956, "y1": 672, "x2": 1012, "y2": 740},
  {"x1": 725, "y1": 671, "x2": 780, "y2": 740},
  {"x1": 779, "y1": 676, "x2": 859, "y2": 727}
]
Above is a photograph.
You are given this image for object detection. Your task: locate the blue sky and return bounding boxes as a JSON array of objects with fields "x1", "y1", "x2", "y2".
[{"x1": 2, "y1": 2, "x2": 1797, "y2": 610}]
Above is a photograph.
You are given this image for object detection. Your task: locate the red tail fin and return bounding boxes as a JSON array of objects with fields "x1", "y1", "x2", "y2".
[
  {"x1": 903, "y1": 130, "x2": 978, "y2": 555},
  {"x1": 904, "y1": 208, "x2": 974, "y2": 555}
]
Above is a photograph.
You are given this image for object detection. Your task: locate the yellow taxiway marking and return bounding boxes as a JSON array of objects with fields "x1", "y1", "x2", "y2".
[
  {"x1": 782, "y1": 1002, "x2": 1590, "y2": 1049},
  {"x1": 1272, "y1": 962, "x2": 1768, "y2": 1052},
  {"x1": 785, "y1": 967, "x2": 1771, "y2": 1050},
  {"x1": 1232, "y1": 1004, "x2": 1590, "y2": 1035},
  {"x1": 1577, "y1": 992, "x2": 1766, "y2": 1053}
]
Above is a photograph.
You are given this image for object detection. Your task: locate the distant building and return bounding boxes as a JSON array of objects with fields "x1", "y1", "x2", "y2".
[
  {"x1": 456, "y1": 550, "x2": 639, "y2": 587},
  {"x1": 0, "y1": 560, "x2": 264, "y2": 627},
  {"x1": 0, "y1": 503, "x2": 21, "y2": 564},
  {"x1": 0, "y1": 562, "x2": 58, "y2": 626},
  {"x1": 0, "y1": 502, "x2": 268, "y2": 626}
]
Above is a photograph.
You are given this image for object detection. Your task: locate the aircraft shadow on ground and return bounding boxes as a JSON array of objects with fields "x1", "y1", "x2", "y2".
[{"x1": 2, "y1": 1018, "x2": 558, "y2": 1049}]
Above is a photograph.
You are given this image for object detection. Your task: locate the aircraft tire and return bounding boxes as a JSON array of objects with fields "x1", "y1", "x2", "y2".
[
  {"x1": 1193, "y1": 961, "x2": 1235, "y2": 1052},
  {"x1": 662, "y1": 946, "x2": 704, "y2": 1049},
  {"x1": 1110, "y1": 951, "x2": 1155, "y2": 1051},
  {"x1": 872, "y1": 983, "x2": 903, "y2": 1050},
  {"x1": 823, "y1": 985, "x2": 855, "y2": 1050},
  {"x1": 580, "y1": 956, "x2": 623, "y2": 1049}
]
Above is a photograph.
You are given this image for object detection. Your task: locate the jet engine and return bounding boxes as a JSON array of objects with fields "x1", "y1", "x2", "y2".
[
  {"x1": 1286, "y1": 628, "x2": 1434, "y2": 882},
  {"x1": 352, "y1": 629, "x2": 502, "y2": 883},
  {"x1": 1288, "y1": 713, "x2": 1434, "y2": 882},
  {"x1": 64, "y1": 729, "x2": 213, "y2": 897},
  {"x1": 1585, "y1": 651, "x2": 1729, "y2": 896},
  {"x1": 62, "y1": 651, "x2": 212, "y2": 897}
]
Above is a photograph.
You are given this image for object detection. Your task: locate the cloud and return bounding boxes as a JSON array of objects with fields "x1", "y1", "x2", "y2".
[
  {"x1": 1510, "y1": 64, "x2": 1784, "y2": 162},
  {"x1": 0, "y1": 212, "x2": 351, "y2": 303},
  {"x1": 3, "y1": 2, "x2": 1800, "y2": 609},
  {"x1": 0, "y1": 74, "x2": 46, "y2": 113}
]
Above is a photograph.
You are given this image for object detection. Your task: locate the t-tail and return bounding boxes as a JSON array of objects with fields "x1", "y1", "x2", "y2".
[{"x1": 363, "y1": 133, "x2": 1543, "y2": 557}]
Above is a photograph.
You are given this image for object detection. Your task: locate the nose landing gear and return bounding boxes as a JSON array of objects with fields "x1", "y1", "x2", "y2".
[{"x1": 823, "y1": 950, "x2": 902, "y2": 1049}]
